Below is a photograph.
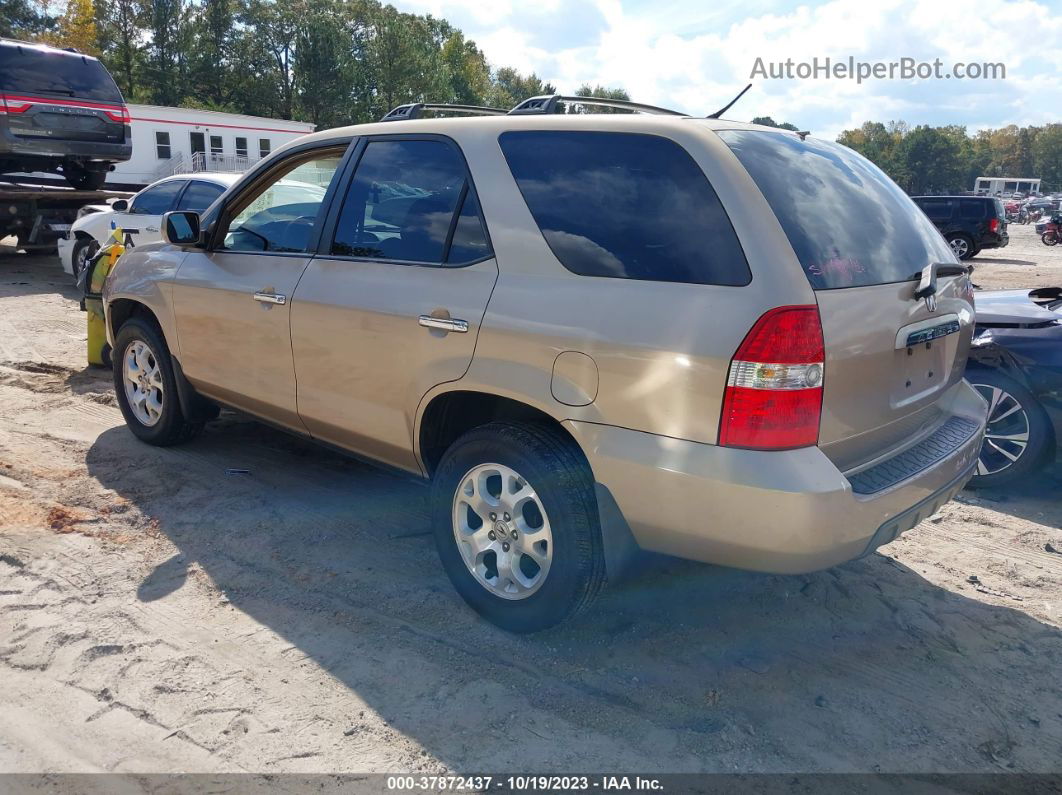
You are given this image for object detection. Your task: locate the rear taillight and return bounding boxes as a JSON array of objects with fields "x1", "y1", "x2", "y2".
[
  {"x1": 103, "y1": 104, "x2": 131, "y2": 124},
  {"x1": 718, "y1": 305, "x2": 824, "y2": 450},
  {"x1": 0, "y1": 97, "x2": 32, "y2": 114},
  {"x1": 988, "y1": 217, "x2": 1000, "y2": 233}
]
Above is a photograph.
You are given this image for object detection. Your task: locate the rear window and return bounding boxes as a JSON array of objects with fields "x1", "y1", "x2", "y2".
[
  {"x1": 0, "y1": 45, "x2": 123, "y2": 103},
  {"x1": 499, "y1": 131, "x2": 750, "y2": 286},
  {"x1": 718, "y1": 130, "x2": 954, "y2": 290},
  {"x1": 959, "y1": 199, "x2": 987, "y2": 220}
]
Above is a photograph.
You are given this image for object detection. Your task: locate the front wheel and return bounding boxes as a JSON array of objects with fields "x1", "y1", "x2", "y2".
[
  {"x1": 1042, "y1": 232, "x2": 1059, "y2": 246},
  {"x1": 431, "y1": 422, "x2": 606, "y2": 632},
  {"x1": 71, "y1": 237, "x2": 99, "y2": 281},
  {"x1": 968, "y1": 371, "x2": 1053, "y2": 488},
  {"x1": 113, "y1": 317, "x2": 202, "y2": 446}
]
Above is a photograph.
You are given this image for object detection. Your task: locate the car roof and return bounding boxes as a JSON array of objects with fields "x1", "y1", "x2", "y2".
[
  {"x1": 153, "y1": 172, "x2": 243, "y2": 188},
  {"x1": 285, "y1": 112, "x2": 804, "y2": 151},
  {"x1": 0, "y1": 37, "x2": 103, "y2": 63}
]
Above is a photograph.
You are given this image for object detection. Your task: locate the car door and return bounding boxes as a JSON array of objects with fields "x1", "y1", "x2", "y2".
[
  {"x1": 113, "y1": 179, "x2": 186, "y2": 246},
  {"x1": 171, "y1": 143, "x2": 349, "y2": 431},
  {"x1": 291, "y1": 136, "x2": 498, "y2": 471}
]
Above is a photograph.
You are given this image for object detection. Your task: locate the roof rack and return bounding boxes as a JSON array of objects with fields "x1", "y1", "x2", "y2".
[
  {"x1": 508, "y1": 95, "x2": 686, "y2": 116},
  {"x1": 380, "y1": 103, "x2": 508, "y2": 122}
]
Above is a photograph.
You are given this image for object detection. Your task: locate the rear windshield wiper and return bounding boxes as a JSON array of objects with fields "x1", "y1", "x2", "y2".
[
  {"x1": 909, "y1": 262, "x2": 971, "y2": 303},
  {"x1": 31, "y1": 88, "x2": 76, "y2": 96}
]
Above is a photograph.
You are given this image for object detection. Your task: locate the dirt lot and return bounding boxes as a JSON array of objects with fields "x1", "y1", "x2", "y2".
[{"x1": 1, "y1": 225, "x2": 1061, "y2": 775}]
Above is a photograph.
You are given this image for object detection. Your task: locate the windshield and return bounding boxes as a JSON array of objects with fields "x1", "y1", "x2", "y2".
[
  {"x1": 717, "y1": 129, "x2": 955, "y2": 289},
  {"x1": 0, "y1": 46, "x2": 124, "y2": 103}
]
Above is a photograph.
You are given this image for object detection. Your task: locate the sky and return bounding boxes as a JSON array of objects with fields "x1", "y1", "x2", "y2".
[{"x1": 396, "y1": 0, "x2": 1062, "y2": 139}]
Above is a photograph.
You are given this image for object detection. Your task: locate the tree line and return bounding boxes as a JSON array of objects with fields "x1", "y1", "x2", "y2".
[{"x1": 1, "y1": 0, "x2": 608, "y2": 129}]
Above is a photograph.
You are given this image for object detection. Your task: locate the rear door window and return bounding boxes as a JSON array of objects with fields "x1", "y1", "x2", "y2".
[
  {"x1": 0, "y1": 46, "x2": 123, "y2": 103},
  {"x1": 330, "y1": 138, "x2": 488, "y2": 265},
  {"x1": 718, "y1": 130, "x2": 954, "y2": 289},
  {"x1": 129, "y1": 181, "x2": 185, "y2": 215},
  {"x1": 499, "y1": 131, "x2": 750, "y2": 286},
  {"x1": 959, "y1": 199, "x2": 987, "y2": 220}
]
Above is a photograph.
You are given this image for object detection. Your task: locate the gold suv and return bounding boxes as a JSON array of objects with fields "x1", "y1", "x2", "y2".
[{"x1": 104, "y1": 96, "x2": 987, "y2": 632}]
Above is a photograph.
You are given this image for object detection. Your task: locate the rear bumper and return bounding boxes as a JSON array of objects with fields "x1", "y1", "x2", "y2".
[
  {"x1": 979, "y1": 232, "x2": 1008, "y2": 250},
  {"x1": 0, "y1": 123, "x2": 131, "y2": 163},
  {"x1": 566, "y1": 380, "x2": 986, "y2": 574}
]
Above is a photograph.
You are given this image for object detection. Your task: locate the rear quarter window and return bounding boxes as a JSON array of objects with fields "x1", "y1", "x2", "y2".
[
  {"x1": 959, "y1": 199, "x2": 987, "y2": 220},
  {"x1": 499, "y1": 131, "x2": 750, "y2": 286},
  {"x1": 718, "y1": 130, "x2": 955, "y2": 289}
]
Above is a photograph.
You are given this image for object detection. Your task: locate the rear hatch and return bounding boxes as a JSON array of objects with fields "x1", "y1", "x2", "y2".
[
  {"x1": 0, "y1": 43, "x2": 127, "y2": 144},
  {"x1": 718, "y1": 130, "x2": 976, "y2": 470}
]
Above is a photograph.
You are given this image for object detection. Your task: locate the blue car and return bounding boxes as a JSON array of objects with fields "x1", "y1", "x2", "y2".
[{"x1": 966, "y1": 287, "x2": 1062, "y2": 486}]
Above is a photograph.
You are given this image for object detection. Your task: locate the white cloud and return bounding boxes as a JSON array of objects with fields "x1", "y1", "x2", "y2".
[{"x1": 394, "y1": 0, "x2": 1062, "y2": 138}]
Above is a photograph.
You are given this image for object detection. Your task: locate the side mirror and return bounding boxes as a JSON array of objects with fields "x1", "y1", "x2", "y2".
[
  {"x1": 162, "y1": 211, "x2": 201, "y2": 246},
  {"x1": 110, "y1": 198, "x2": 128, "y2": 212}
]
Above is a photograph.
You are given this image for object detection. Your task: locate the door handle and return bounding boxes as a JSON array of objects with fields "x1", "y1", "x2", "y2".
[
  {"x1": 145, "y1": 226, "x2": 159, "y2": 233},
  {"x1": 418, "y1": 315, "x2": 468, "y2": 333},
  {"x1": 253, "y1": 291, "x2": 287, "y2": 305}
]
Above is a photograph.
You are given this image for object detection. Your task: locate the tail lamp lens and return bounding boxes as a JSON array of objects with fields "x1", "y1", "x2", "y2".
[{"x1": 718, "y1": 305, "x2": 824, "y2": 450}]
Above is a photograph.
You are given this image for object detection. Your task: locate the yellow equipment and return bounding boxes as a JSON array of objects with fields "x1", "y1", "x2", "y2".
[{"x1": 83, "y1": 227, "x2": 129, "y2": 367}]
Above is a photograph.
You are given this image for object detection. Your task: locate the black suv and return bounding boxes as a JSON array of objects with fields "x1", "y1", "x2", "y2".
[
  {"x1": 0, "y1": 39, "x2": 131, "y2": 190},
  {"x1": 911, "y1": 195, "x2": 1008, "y2": 260}
]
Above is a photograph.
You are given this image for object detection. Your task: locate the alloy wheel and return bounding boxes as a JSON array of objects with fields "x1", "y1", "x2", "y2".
[
  {"x1": 971, "y1": 382, "x2": 1031, "y2": 475},
  {"x1": 122, "y1": 340, "x2": 165, "y2": 427},
  {"x1": 949, "y1": 236, "x2": 970, "y2": 258},
  {"x1": 452, "y1": 463, "x2": 553, "y2": 600}
]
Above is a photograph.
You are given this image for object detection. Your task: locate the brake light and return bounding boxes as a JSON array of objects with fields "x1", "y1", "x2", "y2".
[
  {"x1": 103, "y1": 105, "x2": 131, "y2": 124},
  {"x1": 988, "y1": 217, "x2": 1000, "y2": 233},
  {"x1": 718, "y1": 305, "x2": 824, "y2": 450},
  {"x1": 0, "y1": 98, "x2": 32, "y2": 114}
]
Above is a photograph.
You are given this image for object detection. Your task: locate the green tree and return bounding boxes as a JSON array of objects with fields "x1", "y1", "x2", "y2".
[
  {"x1": 1033, "y1": 124, "x2": 1062, "y2": 192},
  {"x1": 186, "y1": 0, "x2": 237, "y2": 108},
  {"x1": 144, "y1": 0, "x2": 191, "y2": 105},
  {"x1": 0, "y1": 0, "x2": 54, "y2": 37},
  {"x1": 440, "y1": 31, "x2": 490, "y2": 106},
  {"x1": 751, "y1": 115, "x2": 798, "y2": 131},
  {"x1": 570, "y1": 83, "x2": 630, "y2": 113},
  {"x1": 487, "y1": 67, "x2": 555, "y2": 110},
  {"x1": 96, "y1": 0, "x2": 147, "y2": 99},
  {"x1": 895, "y1": 125, "x2": 964, "y2": 193}
]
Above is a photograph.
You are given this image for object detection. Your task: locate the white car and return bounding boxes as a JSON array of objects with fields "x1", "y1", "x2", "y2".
[{"x1": 58, "y1": 173, "x2": 241, "y2": 279}]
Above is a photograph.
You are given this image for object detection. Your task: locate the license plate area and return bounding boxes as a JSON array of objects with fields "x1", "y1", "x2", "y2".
[{"x1": 892, "y1": 315, "x2": 961, "y2": 408}]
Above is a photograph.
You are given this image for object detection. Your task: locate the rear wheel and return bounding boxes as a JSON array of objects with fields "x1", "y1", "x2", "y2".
[
  {"x1": 968, "y1": 371, "x2": 1052, "y2": 487},
  {"x1": 431, "y1": 422, "x2": 606, "y2": 632},
  {"x1": 113, "y1": 317, "x2": 202, "y2": 446},
  {"x1": 1042, "y1": 232, "x2": 1059, "y2": 246},
  {"x1": 947, "y1": 233, "x2": 974, "y2": 260}
]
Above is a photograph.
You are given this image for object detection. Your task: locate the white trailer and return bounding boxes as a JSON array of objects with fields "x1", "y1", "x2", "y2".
[
  {"x1": 974, "y1": 176, "x2": 1041, "y2": 196},
  {"x1": 111, "y1": 105, "x2": 316, "y2": 188}
]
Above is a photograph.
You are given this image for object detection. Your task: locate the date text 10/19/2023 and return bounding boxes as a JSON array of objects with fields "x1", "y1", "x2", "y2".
[{"x1": 386, "y1": 775, "x2": 665, "y2": 791}]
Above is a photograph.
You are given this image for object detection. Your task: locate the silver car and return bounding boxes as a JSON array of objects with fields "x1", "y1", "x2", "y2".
[{"x1": 103, "y1": 97, "x2": 987, "y2": 632}]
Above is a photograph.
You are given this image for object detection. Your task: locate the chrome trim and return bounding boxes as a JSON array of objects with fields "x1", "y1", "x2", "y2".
[
  {"x1": 418, "y1": 315, "x2": 468, "y2": 333},
  {"x1": 253, "y1": 291, "x2": 287, "y2": 305}
]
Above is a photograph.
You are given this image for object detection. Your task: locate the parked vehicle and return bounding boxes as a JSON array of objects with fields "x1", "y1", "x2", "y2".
[
  {"x1": 103, "y1": 99, "x2": 986, "y2": 631},
  {"x1": 1038, "y1": 214, "x2": 1061, "y2": 246},
  {"x1": 911, "y1": 195, "x2": 1009, "y2": 260},
  {"x1": 58, "y1": 172, "x2": 326, "y2": 279},
  {"x1": 966, "y1": 288, "x2": 1062, "y2": 486},
  {"x1": 0, "y1": 39, "x2": 131, "y2": 190}
]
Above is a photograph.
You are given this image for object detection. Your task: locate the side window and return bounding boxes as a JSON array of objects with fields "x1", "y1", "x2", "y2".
[
  {"x1": 155, "y1": 131, "x2": 171, "y2": 159},
  {"x1": 235, "y1": 137, "x2": 248, "y2": 159},
  {"x1": 220, "y1": 149, "x2": 343, "y2": 254},
  {"x1": 209, "y1": 135, "x2": 223, "y2": 158},
  {"x1": 918, "y1": 199, "x2": 951, "y2": 221},
  {"x1": 176, "y1": 180, "x2": 225, "y2": 212},
  {"x1": 446, "y1": 190, "x2": 490, "y2": 263},
  {"x1": 129, "y1": 180, "x2": 185, "y2": 215},
  {"x1": 499, "y1": 131, "x2": 750, "y2": 285},
  {"x1": 959, "y1": 199, "x2": 986, "y2": 220},
  {"x1": 331, "y1": 139, "x2": 487, "y2": 265},
  {"x1": 259, "y1": 138, "x2": 271, "y2": 159}
]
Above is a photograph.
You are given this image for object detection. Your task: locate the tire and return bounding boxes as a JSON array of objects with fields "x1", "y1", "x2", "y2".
[
  {"x1": 967, "y1": 370, "x2": 1053, "y2": 488},
  {"x1": 431, "y1": 421, "x2": 606, "y2": 633},
  {"x1": 1042, "y1": 232, "x2": 1058, "y2": 246},
  {"x1": 112, "y1": 316, "x2": 202, "y2": 446},
  {"x1": 71, "y1": 237, "x2": 98, "y2": 281},
  {"x1": 947, "y1": 234, "x2": 975, "y2": 260},
  {"x1": 64, "y1": 164, "x2": 107, "y2": 191}
]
